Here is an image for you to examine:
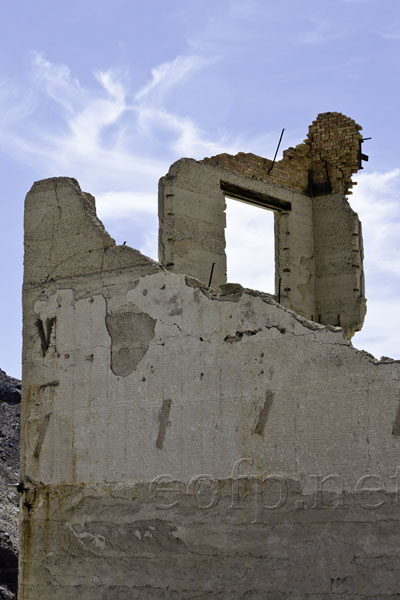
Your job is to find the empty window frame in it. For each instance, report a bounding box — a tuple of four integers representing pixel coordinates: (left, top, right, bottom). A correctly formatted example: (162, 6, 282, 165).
(221, 181, 291, 294)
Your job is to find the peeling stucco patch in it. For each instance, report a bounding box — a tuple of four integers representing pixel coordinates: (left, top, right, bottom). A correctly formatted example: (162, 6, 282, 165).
(105, 309, 156, 377)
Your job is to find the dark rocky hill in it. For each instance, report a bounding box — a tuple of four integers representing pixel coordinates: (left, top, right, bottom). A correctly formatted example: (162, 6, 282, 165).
(0, 370, 20, 598)
(0, 372, 20, 406)
(0, 371, 20, 473)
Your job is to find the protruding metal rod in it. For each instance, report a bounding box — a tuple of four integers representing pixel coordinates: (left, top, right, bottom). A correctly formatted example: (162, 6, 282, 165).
(208, 262, 216, 288)
(358, 137, 371, 169)
(268, 128, 285, 173)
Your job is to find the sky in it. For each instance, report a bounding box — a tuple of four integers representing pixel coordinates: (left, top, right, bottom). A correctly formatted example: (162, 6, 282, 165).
(0, 0, 399, 377)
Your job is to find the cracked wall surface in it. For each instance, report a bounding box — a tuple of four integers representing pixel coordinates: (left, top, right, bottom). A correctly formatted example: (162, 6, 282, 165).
(20, 120, 400, 599)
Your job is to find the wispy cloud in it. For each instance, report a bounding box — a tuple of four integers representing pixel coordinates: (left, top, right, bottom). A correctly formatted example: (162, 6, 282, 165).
(350, 169, 400, 359)
(0, 55, 162, 194)
(378, 25, 400, 40)
(0, 51, 286, 204)
(351, 169, 400, 276)
(96, 191, 156, 219)
(135, 54, 213, 101)
(0, 52, 239, 195)
(0, 51, 273, 258)
(0, 79, 37, 129)
(31, 51, 82, 112)
(96, 191, 159, 260)
(298, 17, 343, 45)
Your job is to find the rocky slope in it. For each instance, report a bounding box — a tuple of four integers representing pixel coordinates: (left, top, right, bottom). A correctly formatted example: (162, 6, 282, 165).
(0, 370, 20, 598)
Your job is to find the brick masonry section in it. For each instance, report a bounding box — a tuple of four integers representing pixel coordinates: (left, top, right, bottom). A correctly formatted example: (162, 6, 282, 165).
(201, 112, 363, 197)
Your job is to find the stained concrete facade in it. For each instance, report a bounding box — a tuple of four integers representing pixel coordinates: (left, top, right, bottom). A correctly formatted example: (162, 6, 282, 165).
(19, 114, 400, 599)
(160, 113, 366, 338)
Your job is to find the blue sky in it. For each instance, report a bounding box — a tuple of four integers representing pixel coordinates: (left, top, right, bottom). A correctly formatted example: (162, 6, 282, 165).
(1, 0, 399, 377)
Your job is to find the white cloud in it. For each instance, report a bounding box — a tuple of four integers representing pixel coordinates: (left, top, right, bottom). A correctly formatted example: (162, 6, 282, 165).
(0, 51, 280, 218)
(96, 191, 157, 219)
(0, 52, 244, 194)
(0, 80, 37, 129)
(350, 169, 400, 359)
(135, 105, 239, 158)
(139, 229, 159, 262)
(31, 51, 82, 113)
(353, 296, 400, 360)
(135, 54, 213, 102)
(96, 191, 159, 260)
(350, 169, 400, 276)
(0, 52, 267, 259)
(0, 57, 171, 193)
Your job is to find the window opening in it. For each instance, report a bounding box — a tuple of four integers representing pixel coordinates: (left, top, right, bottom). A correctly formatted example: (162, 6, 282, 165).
(225, 196, 275, 293)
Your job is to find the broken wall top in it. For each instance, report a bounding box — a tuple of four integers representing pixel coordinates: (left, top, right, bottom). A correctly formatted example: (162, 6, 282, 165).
(24, 177, 160, 288)
(201, 112, 363, 196)
(159, 112, 366, 339)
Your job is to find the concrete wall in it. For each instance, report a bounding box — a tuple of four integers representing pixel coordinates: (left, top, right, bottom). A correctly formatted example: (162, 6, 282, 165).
(159, 112, 366, 337)
(158, 159, 227, 288)
(313, 194, 366, 336)
(20, 176, 400, 599)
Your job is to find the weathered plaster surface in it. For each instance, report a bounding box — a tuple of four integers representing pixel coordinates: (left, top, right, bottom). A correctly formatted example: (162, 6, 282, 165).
(20, 118, 400, 599)
(159, 113, 366, 338)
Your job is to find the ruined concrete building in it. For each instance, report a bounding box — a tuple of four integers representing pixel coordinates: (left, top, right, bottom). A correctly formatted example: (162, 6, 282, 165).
(20, 113, 400, 599)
